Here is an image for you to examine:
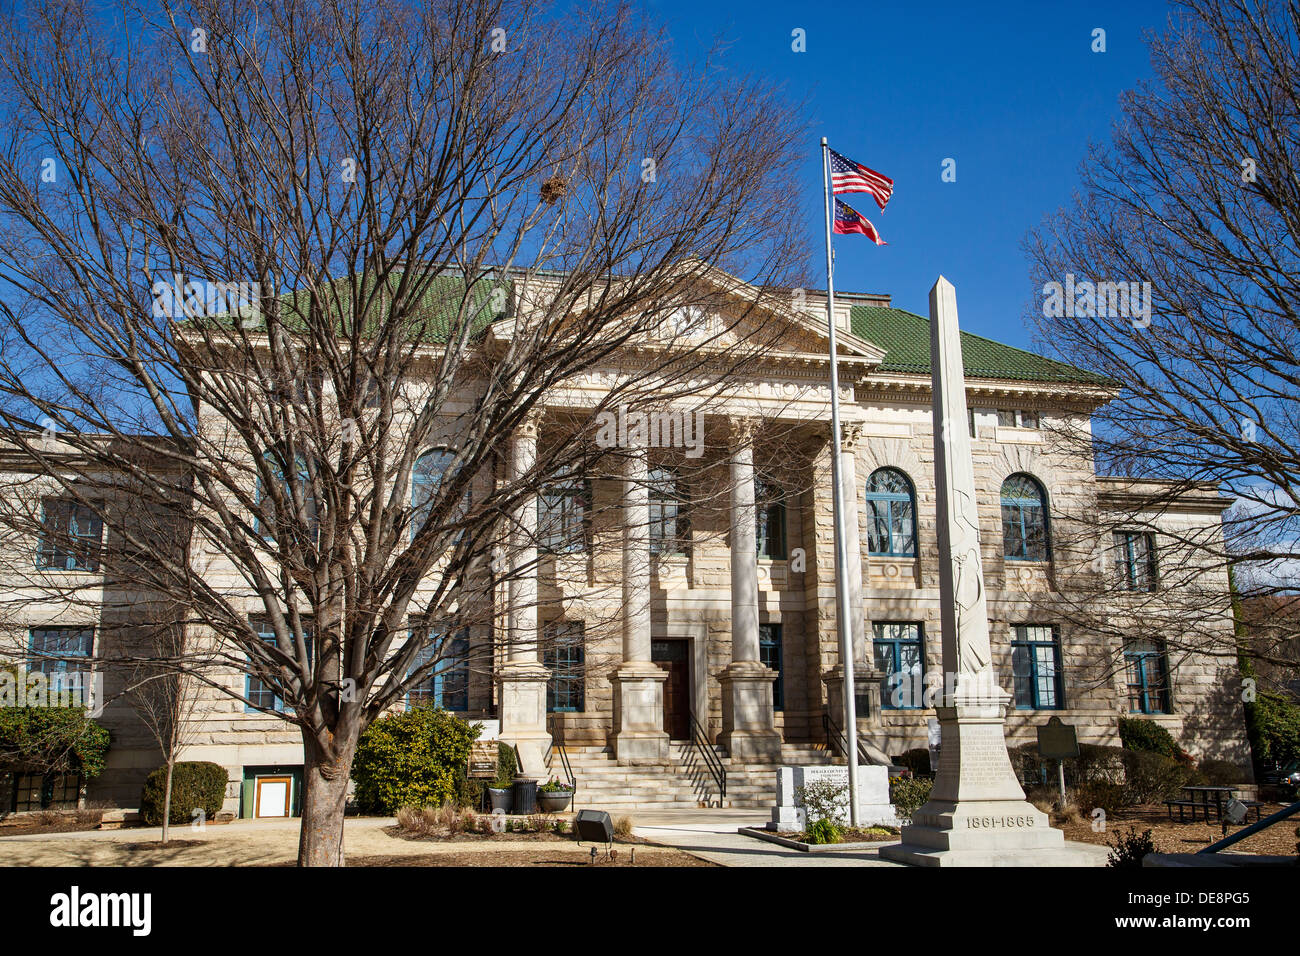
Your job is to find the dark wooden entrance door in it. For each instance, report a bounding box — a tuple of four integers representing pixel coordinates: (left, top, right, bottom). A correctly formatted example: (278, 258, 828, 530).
(652, 639, 690, 740)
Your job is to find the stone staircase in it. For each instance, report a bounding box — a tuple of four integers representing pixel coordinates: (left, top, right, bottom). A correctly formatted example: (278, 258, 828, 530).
(548, 741, 842, 811)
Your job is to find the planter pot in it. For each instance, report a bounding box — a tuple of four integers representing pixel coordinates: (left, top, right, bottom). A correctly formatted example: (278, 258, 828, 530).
(488, 787, 513, 814)
(536, 789, 574, 813)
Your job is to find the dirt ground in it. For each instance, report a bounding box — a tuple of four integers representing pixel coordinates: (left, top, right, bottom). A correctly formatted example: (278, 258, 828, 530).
(1055, 802, 1298, 856)
(0, 817, 714, 867)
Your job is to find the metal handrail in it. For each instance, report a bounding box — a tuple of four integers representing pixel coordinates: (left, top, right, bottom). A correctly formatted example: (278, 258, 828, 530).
(822, 711, 885, 767)
(555, 743, 578, 797)
(688, 712, 727, 801)
(1196, 798, 1300, 854)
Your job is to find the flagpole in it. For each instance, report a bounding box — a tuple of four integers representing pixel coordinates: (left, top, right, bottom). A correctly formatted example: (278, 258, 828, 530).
(821, 136, 860, 826)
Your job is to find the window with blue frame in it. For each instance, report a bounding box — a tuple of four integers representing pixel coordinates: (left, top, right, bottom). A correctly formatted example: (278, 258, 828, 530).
(255, 451, 319, 543)
(648, 467, 689, 555)
(411, 448, 457, 539)
(1001, 473, 1050, 561)
(245, 617, 314, 713)
(1011, 625, 1064, 710)
(1124, 638, 1171, 714)
(1114, 530, 1158, 592)
(865, 468, 916, 557)
(28, 627, 93, 697)
(406, 624, 469, 711)
(36, 499, 103, 571)
(873, 621, 925, 709)
(759, 623, 784, 710)
(538, 476, 589, 553)
(544, 621, 585, 712)
(755, 478, 787, 559)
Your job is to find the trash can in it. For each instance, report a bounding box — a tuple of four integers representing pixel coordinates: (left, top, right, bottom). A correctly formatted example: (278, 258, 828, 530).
(513, 776, 537, 815)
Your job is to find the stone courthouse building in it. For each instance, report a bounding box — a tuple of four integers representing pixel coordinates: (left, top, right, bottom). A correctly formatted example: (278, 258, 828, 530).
(0, 269, 1250, 816)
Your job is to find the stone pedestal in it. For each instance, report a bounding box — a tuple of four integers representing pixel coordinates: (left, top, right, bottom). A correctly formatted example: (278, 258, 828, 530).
(880, 687, 1075, 866)
(719, 661, 782, 763)
(823, 665, 893, 766)
(611, 662, 670, 764)
(768, 764, 898, 831)
(497, 661, 552, 780)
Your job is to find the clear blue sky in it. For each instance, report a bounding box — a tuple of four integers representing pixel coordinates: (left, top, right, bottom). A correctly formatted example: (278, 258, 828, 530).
(648, 0, 1174, 352)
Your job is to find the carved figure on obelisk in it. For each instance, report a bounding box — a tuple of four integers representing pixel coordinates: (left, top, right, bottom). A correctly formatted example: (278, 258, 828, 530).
(929, 277, 994, 682)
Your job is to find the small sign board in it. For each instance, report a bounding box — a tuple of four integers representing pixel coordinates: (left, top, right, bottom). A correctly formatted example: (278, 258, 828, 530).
(467, 740, 499, 779)
(1037, 716, 1079, 760)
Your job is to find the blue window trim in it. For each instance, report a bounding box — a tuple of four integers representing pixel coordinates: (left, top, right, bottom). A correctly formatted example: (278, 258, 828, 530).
(1115, 530, 1157, 591)
(649, 467, 689, 556)
(28, 627, 93, 695)
(873, 622, 925, 710)
(544, 622, 585, 712)
(411, 448, 457, 541)
(36, 499, 103, 572)
(759, 623, 783, 710)
(1010, 626, 1064, 710)
(1001, 474, 1050, 562)
(755, 478, 787, 560)
(865, 468, 917, 558)
(255, 451, 317, 543)
(405, 625, 469, 711)
(245, 618, 314, 714)
(538, 478, 590, 554)
(1124, 640, 1171, 714)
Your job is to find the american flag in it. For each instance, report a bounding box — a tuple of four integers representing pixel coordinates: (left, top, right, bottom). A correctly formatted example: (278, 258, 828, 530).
(833, 199, 886, 245)
(829, 147, 894, 211)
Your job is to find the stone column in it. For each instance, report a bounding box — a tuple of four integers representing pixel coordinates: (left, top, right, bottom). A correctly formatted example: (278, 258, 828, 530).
(824, 421, 886, 732)
(881, 276, 1071, 866)
(497, 412, 552, 779)
(611, 445, 670, 764)
(719, 418, 782, 763)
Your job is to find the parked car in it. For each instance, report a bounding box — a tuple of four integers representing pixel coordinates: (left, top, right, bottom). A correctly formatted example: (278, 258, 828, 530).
(1260, 759, 1300, 789)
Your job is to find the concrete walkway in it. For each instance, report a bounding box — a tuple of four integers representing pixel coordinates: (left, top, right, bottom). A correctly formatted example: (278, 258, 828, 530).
(630, 809, 907, 867)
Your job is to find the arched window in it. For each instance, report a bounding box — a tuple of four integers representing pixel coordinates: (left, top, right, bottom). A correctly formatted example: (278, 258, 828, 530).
(412, 448, 457, 535)
(256, 450, 318, 542)
(865, 467, 916, 557)
(1001, 473, 1050, 561)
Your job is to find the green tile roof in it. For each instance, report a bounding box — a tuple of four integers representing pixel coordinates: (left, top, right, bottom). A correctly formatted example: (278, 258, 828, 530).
(849, 304, 1109, 385)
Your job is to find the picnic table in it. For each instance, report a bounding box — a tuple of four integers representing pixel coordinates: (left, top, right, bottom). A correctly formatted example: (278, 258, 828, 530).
(1164, 785, 1236, 822)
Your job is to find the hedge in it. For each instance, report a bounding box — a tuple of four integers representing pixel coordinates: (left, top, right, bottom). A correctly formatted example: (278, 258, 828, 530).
(0, 706, 111, 777)
(140, 761, 228, 825)
(351, 707, 480, 814)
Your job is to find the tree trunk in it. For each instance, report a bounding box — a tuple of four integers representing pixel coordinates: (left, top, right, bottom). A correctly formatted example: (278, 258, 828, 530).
(161, 757, 174, 845)
(297, 731, 357, 866)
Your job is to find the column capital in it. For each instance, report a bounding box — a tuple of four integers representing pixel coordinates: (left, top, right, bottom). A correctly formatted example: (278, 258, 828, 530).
(728, 416, 756, 449)
(839, 421, 865, 452)
(516, 409, 543, 440)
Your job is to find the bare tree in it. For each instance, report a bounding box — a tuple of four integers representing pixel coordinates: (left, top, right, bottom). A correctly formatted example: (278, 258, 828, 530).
(1023, 0, 1300, 678)
(125, 616, 209, 843)
(0, 0, 807, 863)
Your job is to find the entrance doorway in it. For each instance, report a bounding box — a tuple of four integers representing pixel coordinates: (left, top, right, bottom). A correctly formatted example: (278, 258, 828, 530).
(254, 776, 292, 818)
(652, 639, 690, 740)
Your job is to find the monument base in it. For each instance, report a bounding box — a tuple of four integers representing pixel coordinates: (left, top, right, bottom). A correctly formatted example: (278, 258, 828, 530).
(881, 684, 1086, 867)
(767, 764, 898, 831)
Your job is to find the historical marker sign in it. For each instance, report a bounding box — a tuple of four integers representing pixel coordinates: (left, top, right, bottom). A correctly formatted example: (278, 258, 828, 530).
(1037, 716, 1079, 760)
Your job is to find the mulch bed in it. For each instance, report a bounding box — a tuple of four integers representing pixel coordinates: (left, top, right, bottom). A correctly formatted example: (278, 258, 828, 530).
(1055, 802, 1298, 857)
(0, 817, 104, 837)
(385, 824, 647, 844)
(344, 848, 717, 867)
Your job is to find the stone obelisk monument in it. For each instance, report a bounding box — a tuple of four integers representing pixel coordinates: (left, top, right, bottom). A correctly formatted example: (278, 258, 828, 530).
(881, 277, 1070, 866)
